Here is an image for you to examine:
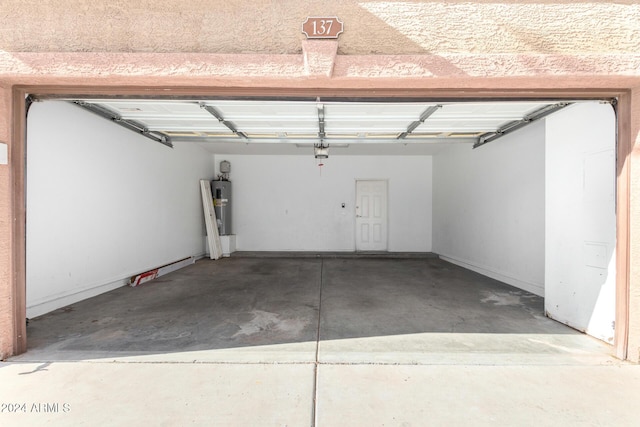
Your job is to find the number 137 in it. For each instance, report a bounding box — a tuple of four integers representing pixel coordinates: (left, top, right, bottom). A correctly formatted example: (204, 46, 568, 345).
(312, 19, 334, 36)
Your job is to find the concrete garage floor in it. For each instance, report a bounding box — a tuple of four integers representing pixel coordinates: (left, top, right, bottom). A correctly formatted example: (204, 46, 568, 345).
(2, 255, 639, 426)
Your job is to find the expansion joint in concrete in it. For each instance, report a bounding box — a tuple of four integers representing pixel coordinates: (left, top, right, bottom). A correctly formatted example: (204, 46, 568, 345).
(312, 258, 324, 427)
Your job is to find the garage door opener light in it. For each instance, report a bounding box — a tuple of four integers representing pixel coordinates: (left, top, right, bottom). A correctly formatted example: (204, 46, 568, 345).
(314, 142, 329, 160)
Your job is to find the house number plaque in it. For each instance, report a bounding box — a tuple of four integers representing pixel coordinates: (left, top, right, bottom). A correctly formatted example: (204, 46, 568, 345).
(302, 17, 344, 39)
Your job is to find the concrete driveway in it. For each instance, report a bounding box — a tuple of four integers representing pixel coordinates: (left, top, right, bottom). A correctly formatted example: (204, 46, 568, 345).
(2, 256, 639, 425)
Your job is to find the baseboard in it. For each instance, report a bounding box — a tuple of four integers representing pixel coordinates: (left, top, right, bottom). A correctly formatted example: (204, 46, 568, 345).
(438, 254, 544, 297)
(27, 253, 205, 319)
(26, 278, 128, 319)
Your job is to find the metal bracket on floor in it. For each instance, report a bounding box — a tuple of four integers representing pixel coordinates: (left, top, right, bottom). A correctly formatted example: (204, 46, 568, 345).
(71, 101, 173, 148)
(474, 102, 572, 149)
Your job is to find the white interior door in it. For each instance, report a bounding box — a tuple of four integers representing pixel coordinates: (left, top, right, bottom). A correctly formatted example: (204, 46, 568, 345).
(545, 103, 616, 343)
(355, 180, 388, 251)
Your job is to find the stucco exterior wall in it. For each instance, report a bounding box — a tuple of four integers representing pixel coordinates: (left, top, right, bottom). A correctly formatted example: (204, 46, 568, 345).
(2, 1, 639, 55)
(0, 87, 11, 359)
(0, 0, 639, 360)
(629, 90, 640, 362)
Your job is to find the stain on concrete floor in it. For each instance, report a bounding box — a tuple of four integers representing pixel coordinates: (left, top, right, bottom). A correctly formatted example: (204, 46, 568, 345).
(20, 257, 612, 362)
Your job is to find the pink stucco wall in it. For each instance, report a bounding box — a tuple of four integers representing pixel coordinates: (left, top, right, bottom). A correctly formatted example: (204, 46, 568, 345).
(629, 91, 640, 361)
(0, 0, 640, 360)
(0, 87, 12, 358)
(2, 1, 639, 55)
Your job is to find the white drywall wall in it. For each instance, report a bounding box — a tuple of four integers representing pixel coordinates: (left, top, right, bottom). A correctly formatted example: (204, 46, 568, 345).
(26, 101, 215, 317)
(215, 155, 432, 252)
(432, 122, 545, 296)
(545, 102, 616, 342)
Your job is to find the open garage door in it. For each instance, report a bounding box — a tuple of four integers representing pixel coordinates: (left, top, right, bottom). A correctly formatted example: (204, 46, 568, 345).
(66, 98, 568, 148)
(25, 97, 617, 347)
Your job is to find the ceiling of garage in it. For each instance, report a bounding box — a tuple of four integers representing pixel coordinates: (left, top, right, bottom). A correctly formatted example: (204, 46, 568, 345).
(67, 98, 572, 155)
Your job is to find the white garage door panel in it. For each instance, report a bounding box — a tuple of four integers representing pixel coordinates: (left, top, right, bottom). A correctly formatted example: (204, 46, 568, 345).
(73, 98, 570, 146)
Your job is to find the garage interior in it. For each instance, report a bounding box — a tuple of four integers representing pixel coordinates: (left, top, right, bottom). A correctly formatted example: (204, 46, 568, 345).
(17, 97, 617, 363)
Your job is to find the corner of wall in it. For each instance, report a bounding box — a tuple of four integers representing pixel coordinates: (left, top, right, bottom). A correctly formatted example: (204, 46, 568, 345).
(432, 124, 545, 295)
(25, 102, 214, 317)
